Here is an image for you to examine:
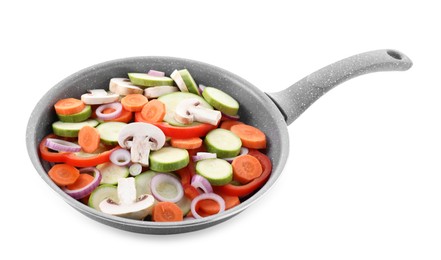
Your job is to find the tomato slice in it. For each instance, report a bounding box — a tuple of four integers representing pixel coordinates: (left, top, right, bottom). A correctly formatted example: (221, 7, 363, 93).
(39, 134, 118, 167)
(213, 149, 272, 197)
(134, 112, 217, 138)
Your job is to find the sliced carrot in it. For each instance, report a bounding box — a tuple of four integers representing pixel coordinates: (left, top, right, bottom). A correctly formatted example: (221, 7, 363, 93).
(54, 98, 85, 115)
(183, 184, 200, 200)
(196, 193, 240, 216)
(140, 99, 166, 123)
(48, 164, 80, 186)
(230, 124, 267, 149)
(232, 154, 263, 184)
(121, 94, 148, 112)
(170, 137, 203, 149)
(78, 126, 100, 153)
(214, 149, 272, 197)
(220, 120, 244, 130)
(152, 202, 183, 222)
(66, 173, 94, 190)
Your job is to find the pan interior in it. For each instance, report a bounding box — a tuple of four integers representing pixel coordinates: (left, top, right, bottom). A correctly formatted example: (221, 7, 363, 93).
(26, 56, 289, 233)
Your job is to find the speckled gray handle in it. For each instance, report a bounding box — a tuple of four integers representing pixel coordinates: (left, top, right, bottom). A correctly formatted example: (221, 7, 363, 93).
(267, 49, 413, 125)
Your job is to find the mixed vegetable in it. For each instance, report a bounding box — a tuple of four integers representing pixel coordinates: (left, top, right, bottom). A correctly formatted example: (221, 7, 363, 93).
(39, 69, 272, 222)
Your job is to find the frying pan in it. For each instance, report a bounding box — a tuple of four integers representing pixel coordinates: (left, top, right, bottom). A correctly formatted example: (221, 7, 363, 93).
(26, 49, 412, 234)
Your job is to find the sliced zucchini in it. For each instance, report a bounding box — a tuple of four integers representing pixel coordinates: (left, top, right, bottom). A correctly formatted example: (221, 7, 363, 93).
(128, 73, 174, 87)
(149, 147, 189, 172)
(202, 87, 239, 116)
(96, 122, 127, 145)
(52, 119, 99, 137)
(88, 184, 119, 211)
(57, 105, 92, 123)
(204, 128, 242, 158)
(196, 158, 233, 186)
(97, 162, 129, 185)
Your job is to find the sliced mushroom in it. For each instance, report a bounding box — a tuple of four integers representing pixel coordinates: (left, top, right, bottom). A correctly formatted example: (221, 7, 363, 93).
(174, 98, 221, 126)
(117, 122, 166, 166)
(109, 78, 144, 95)
(144, 86, 179, 99)
(81, 89, 119, 105)
(170, 69, 188, 92)
(99, 177, 155, 220)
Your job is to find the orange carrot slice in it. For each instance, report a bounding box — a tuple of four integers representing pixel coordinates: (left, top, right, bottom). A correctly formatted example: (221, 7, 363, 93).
(66, 173, 94, 190)
(220, 120, 244, 130)
(78, 126, 100, 153)
(232, 154, 263, 184)
(121, 94, 148, 112)
(170, 137, 203, 149)
(140, 99, 166, 123)
(230, 124, 266, 149)
(54, 98, 85, 115)
(48, 164, 80, 186)
(152, 202, 183, 222)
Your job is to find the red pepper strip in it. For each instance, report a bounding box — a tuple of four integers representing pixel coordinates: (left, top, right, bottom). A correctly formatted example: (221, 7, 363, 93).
(39, 134, 118, 167)
(134, 112, 217, 139)
(213, 149, 272, 197)
(175, 167, 192, 186)
(183, 184, 200, 200)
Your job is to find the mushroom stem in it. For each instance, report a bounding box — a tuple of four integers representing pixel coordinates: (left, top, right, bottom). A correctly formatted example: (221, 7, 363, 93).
(99, 177, 156, 220)
(118, 177, 137, 204)
(174, 98, 222, 126)
(130, 135, 151, 166)
(188, 106, 221, 126)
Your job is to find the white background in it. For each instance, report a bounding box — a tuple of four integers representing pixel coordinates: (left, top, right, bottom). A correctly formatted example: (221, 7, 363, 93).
(1, 0, 440, 259)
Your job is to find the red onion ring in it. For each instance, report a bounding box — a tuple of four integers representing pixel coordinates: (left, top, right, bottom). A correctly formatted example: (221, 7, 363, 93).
(191, 193, 226, 219)
(221, 112, 240, 121)
(192, 152, 216, 162)
(110, 148, 131, 166)
(95, 102, 122, 120)
(198, 84, 206, 94)
(129, 163, 142, 176)
(147, 70, 165, 77)
(191, 175, 213, 193)
(45, 138, 81, 152)
(150, 173, 184, 203)
(63, 167, 102, 199)
(223, 147, 249, 163)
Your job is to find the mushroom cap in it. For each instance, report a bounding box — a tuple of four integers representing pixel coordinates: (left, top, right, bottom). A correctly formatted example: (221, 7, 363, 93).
(99, 177, 156, 220)
(99, 194, 155, 220)
(117, 122, 166, 150)
(174, 98, 201, 124)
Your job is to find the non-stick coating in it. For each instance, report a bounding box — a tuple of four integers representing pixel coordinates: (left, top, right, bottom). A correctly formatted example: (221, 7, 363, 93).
(26, 57, 289, 234)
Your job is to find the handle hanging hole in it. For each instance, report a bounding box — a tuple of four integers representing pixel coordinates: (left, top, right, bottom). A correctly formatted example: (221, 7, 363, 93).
(387, 50, 403, 60)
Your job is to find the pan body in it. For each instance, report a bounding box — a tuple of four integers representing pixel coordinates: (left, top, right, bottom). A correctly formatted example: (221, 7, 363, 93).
(26, 56, 289, 234)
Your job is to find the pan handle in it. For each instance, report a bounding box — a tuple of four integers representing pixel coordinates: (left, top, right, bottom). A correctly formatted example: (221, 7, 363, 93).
(266, 49, 413, 125)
